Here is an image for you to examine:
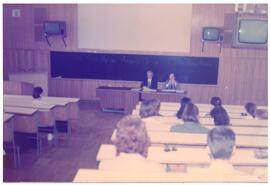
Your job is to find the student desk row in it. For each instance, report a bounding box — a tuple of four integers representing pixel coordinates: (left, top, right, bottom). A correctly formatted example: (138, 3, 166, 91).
(143, 121, 268, 136)
(4, 94, 80, 131)
(111, 130, 268, 149)
(97, 144, 267, 167)
(132, 114, 268, 127)
(133, 109, 248, 119)
(73, 169, 265, 182)
(137, 101, 268, 110)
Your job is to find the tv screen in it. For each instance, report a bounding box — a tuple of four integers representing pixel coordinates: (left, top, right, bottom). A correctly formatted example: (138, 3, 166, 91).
(238, 20, 267, 44)
(202, 27, 220, 41)
(44, 22, 61, 34)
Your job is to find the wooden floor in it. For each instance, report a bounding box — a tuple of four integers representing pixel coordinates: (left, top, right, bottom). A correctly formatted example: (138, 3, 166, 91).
(3, 101, 124, 182)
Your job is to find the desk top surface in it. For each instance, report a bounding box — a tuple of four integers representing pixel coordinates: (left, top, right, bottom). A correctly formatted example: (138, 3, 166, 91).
(3, 113, 14, 122)
(4, 106, 38, 115)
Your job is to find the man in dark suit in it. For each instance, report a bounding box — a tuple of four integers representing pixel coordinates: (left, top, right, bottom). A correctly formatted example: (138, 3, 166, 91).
(140, 70, 158, 90)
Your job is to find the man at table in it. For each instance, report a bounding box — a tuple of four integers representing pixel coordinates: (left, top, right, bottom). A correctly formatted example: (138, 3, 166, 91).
(140, 70, 158, 90)
(163, 73, 180, 90)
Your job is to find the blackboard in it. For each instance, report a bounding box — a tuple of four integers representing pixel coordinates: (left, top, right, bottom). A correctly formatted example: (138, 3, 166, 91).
(51, 51, 219, 85)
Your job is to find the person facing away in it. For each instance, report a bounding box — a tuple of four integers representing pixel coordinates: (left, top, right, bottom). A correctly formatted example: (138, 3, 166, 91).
(32, 86, 43, 99)
(170, 103, 210, 134)
(211, 107, 230, 126)
(99, 116, 165, 172)
(210, 96, 230, 124)
(140, 70, 158, 90)
(188, 127, 249, 176)
(245, 102, 268, 120)
(139, 99, 161, 118)
(176, 97, 192, 119)
(163, 73, 180, 90)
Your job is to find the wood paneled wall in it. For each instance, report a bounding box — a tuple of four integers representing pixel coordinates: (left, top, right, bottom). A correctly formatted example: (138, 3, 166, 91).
(3, 4, 268, 105)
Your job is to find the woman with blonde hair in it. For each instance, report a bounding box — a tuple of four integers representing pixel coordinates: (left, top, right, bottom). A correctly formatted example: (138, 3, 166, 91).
(99, 116, 165, 172)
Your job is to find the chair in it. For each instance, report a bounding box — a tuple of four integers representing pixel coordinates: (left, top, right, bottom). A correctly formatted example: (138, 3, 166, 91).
(13, 113, 42, 156)
(3, 117, 20, 168)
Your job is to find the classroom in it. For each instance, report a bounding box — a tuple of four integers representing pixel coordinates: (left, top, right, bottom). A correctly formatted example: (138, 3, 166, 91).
(2, 2, 268, 183)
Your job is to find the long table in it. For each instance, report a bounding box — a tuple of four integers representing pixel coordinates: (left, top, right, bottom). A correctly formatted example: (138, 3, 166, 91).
(97, 144, 267, 166)
(111, 130, 268, 148)
(96, 86, 187, 114)
(73, 169, 265, 182)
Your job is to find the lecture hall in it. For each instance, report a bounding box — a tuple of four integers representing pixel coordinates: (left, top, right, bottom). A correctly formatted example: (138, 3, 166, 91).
(2, 2, 268, 183)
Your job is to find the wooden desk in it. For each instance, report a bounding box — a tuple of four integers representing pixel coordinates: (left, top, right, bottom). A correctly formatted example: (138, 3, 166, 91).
(142, 116, 267, 127)
(141, 90, 186, 102)
(4, 106, 38, 115)
(133, 109, 249, 119)
(4, 94, 79, 104)
(143, 121, 267, 136)
(4, 100, 56, 110)
(73, 169, 264, 182)
(4, 113, 14, 122)
(96, 86, 140, 114)
(97, 144, 267, 166)
(111, 130, 267, 148)
(138, 102, 268, 110)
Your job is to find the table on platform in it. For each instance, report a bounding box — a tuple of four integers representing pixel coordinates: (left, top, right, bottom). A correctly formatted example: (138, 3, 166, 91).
(96, 86, 187, 114)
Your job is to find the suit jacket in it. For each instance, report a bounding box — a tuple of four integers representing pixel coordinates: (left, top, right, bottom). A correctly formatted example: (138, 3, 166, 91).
(140, 78, 158, 89)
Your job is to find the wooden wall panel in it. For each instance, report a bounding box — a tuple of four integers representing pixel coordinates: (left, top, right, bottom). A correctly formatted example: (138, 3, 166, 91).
(3, 4, 268, 105)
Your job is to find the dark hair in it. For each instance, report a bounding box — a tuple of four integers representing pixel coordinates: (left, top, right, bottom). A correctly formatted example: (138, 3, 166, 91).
(207, 127, 235, 159)
(210, 97, 222, 107)
(210, 107, 230, 126)
(139, 99, 160, 118)
(176, 97, 192, 119)
(245, 102, 257, 118)
(181, 103, 199, 123)
(32, 87, 43, 99)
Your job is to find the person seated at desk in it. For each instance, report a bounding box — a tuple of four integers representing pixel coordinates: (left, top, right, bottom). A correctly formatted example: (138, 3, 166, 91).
(99, 116, 165, 172)
(170, 103, 210, 134)
(245, 102, 268, 120)
(187, 127, 253, 176)
(212, 107, 230, 126)
(140, 70, 158, 90)
(163, 73, 180, 90)
(32, 86, 43, 99)
(209, 96, 230, 120)
(176, 97, 192, 119)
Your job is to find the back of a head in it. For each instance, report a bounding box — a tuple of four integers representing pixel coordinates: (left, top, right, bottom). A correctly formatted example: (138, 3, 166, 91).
(207, 127, 235, 160)
(32, 87, 43, 99)
(245, 102, 257, 118)
(181, 103, 199, 123)
(212, 107, 230, 126)
(139, 99, 160, 118)
(115, 116, 150, 157)
(210, 97, 222, 107)
(177, 97, 192, 119)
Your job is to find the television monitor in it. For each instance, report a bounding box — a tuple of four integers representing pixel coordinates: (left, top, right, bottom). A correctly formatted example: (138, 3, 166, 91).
(233, 16, 267, 48)
(44, 21, 66, 36)
(202, 27, 221, 41)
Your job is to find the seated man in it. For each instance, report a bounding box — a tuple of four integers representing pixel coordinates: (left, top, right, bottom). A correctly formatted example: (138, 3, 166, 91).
(188, 127, 249, 175)
(140, 70, 158, 90)
(163, 73, 180, 90)
(99, 116, 165, 172)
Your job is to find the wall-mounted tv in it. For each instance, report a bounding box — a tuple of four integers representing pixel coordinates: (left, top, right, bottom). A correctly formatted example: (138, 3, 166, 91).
(202, 27, 222, 41)
(232, 15, 267, 48)
(44, 21, 66, 36)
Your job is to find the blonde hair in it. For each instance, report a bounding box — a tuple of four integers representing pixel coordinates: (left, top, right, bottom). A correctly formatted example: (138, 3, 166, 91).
(114, 116, 150, 158)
